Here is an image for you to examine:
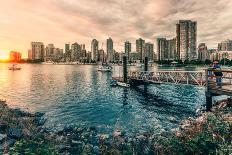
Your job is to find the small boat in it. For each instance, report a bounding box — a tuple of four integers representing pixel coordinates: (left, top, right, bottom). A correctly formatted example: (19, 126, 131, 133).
(110, 80, 118, 86)
(9, 64, 21, 70)
(116, 81, 130, 87)
(98, 65, 112, 72)
(41, 60, 54, 65)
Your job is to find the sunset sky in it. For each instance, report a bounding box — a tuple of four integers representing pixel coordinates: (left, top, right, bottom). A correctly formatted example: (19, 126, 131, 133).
(0, 0, 232, 58)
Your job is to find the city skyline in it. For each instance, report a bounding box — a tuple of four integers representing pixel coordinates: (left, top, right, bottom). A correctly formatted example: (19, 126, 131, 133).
(1, 0, 232, 58)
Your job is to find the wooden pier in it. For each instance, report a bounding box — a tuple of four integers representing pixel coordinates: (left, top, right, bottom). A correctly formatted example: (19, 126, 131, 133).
(112, 56, 232, 111)
(205, 69, 232, 110)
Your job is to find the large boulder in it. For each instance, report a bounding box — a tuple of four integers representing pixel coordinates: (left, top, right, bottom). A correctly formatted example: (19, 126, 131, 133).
(8, 128, 23, 139)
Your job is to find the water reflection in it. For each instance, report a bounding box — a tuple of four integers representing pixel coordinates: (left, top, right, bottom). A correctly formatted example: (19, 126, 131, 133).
(0, 63, 206, 135)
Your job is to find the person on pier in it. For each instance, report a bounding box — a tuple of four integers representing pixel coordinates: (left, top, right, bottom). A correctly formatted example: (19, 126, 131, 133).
(212, 61, 223, 88)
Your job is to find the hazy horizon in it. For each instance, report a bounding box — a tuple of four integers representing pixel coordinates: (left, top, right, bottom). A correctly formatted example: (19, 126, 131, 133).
(1, 0, 232, 58)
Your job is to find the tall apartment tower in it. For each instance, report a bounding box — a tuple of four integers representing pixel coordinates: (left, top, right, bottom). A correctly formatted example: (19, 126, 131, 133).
(125, 41, 131, 61)
(144, 43, 154, 61)
(157, 38, 168, 61)
(218, 40, 232, 51)
(136, 38, 145, 61)
(176, 20, 197, 61)
(29, 42, 44, 61)
(168, 38, 177, 60)
(107, 38, 113, 62)
(91, 39, 99, 61)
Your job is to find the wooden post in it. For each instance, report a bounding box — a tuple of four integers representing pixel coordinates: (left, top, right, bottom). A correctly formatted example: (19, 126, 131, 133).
(205, 69, 212, 111)
(206, 93, 212, 111)
(123, 56, 127, 83)
(144, 57, 148, 72)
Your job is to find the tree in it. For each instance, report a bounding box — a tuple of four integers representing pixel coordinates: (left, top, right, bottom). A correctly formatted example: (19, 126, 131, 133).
(205, 59, 212, 65)
(219, 58, 230, 65)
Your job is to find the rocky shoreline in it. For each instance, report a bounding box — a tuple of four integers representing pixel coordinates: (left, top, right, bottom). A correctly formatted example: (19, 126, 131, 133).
(0, 99, 231, 155)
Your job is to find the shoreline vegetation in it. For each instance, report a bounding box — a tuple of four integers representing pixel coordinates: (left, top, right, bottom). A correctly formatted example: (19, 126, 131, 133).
(0, 99, 231, 155)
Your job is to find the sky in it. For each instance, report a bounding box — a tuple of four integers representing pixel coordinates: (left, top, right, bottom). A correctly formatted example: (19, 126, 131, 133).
(0, 0, 232, 58)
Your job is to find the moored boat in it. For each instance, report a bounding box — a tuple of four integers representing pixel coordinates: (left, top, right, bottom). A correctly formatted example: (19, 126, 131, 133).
(116, 81, 130, 87)
(98, 64, 112, 72)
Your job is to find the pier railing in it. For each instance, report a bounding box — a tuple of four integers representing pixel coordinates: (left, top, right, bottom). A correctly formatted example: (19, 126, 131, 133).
(128, 70, 206, 86)
(205, 69, 232, 96)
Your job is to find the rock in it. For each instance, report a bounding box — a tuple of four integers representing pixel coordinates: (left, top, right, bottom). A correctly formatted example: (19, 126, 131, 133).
(93, 146, 100, 154)
(13, 108, 32, 117)
(5, 138, 16, 147)
(34, 112, 45, 118)
(0, 121, 8, 133)
(113, 130, 122, 137)
(82, 144, 93, 154)
(100, 134, 109, 141)
(169, 116, 178, 123)
(136, 135, 146, 141)
(89, 126, 97, 131)
(0, 134, 6, 142)
(8, 128, 23, 139)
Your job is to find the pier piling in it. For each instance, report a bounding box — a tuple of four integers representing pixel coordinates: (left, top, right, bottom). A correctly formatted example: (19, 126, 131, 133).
(144, 57, 148, 72)
(123, 56, 127, 83)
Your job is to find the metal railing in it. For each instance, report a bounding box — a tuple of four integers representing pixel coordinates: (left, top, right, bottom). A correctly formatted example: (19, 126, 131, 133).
(128, 70, 206, 86)
(205, 69, 232, 96)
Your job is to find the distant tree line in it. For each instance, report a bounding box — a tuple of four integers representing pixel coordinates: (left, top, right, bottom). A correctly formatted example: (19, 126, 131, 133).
(157, 59, 232, 66)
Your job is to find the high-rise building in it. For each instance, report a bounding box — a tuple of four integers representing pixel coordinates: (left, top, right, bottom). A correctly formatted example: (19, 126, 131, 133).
(125, 41, 131, 61)
(9, 51, 22, 62)
(176, 20, 197, 61)
(198, 43, 209, 61)
(71, 42, 81, 61)
(136, 38, 145, 61)
(218, 40, 232, 51)
(144, 43, 154, 61)
(157, 38, 168, 61)
(45, 44, 55, 57)
(168, 38, 177, 60)
(98, 49, 105, 62)
(65, 43, 71, 60)
(29, 42, 44, 61)
(91, 39, 99, 61)
(107, 38, 113, 62)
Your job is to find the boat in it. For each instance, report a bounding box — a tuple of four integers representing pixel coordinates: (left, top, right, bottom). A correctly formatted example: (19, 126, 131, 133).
(110, 80, 118, 86)
(9, 64, 21, 70)
(98, 64, 112, 72)
(116, 81, 130, 87)
(41, 60, 54, 65)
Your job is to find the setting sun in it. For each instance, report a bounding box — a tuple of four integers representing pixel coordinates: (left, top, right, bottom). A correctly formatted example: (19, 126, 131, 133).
(0, 51, 9, 60)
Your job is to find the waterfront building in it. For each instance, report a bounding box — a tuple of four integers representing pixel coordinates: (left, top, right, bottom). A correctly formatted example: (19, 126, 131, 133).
(168, 38, 177, 60)
(107, 38, 114, 62)
(144, 43, 154, 61)
(216, 51, 232, 61)
(9, 51, 22, 62)
(71, 42, 81, 61)
(218, 40, 232, 51)
(125, 41, 131, 61)
(130, 52, 140, 62)
(91, 39, 99, 62)
(86, 51, 92, 63)
(157, 38, 168, 61)
(114, 51, 120, 62)
(28, 42, 44, 61)
(176, 20, 197, 61)
(198, 43, 209, 61)
(98, 49, 105, 62)
(44, 44, 55, 61)
(65, 43, 71, 61)
(136, 38, 145, 61)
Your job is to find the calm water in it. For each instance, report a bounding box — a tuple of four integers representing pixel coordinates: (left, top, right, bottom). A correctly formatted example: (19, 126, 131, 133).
(0, 63, 206, 135)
